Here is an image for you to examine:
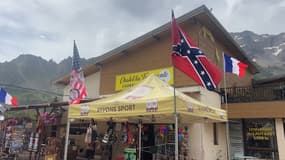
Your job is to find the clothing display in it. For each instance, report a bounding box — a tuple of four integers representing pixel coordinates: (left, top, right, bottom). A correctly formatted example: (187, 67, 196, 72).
(84, 123, 98, 159)
(85, 127, 92, 144)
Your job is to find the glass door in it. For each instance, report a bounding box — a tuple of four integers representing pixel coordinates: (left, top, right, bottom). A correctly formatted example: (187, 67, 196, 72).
(243, 119, 279, 159)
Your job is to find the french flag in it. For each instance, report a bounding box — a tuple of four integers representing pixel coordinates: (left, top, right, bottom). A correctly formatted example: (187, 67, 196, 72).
(224, 53, 248, 78)
(0, 88, 18, 106)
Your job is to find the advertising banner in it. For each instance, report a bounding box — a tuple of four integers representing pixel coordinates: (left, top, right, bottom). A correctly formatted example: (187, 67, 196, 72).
(115, 67, 173, 91)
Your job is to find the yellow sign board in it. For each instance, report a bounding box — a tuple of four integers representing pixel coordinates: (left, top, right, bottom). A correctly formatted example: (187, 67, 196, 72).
(115, 67, 173, 91)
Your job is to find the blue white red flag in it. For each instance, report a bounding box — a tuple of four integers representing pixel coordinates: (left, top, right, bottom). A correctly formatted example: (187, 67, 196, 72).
(0, 88, 18, 106)
(171, 11, 222, 91)
(69, 41, 88, 104)
(223, 53, 248, 78)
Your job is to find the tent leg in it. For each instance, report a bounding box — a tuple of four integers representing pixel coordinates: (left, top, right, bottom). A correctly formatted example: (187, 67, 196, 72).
(175, 113, 179, 160)
(64, 119, 71, 160)
(138, 120, 142, 160)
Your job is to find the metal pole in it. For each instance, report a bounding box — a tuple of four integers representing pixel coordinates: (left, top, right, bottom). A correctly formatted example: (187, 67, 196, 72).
(64, 119, 71, 160)
(173, 67, 179, 160)
(174, 114, 179, 160)
(223, 52, 231, 160)
(138, 120, 142, 160)
(200, 123, 204, 160)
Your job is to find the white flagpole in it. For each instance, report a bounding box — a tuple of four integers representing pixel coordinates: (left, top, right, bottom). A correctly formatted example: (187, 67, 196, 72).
(64, 118, 71, 160)
(173, 66, 179, 160)
(223, 52, 231, 160)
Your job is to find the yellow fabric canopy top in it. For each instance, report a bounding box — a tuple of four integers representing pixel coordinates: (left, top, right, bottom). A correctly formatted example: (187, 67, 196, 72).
(69, 75, 227, 123)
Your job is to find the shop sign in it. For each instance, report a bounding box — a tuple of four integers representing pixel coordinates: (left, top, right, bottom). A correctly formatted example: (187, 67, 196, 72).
(96, 104, 136, 113)
(146, 99, 158, 112)
(115, 67, 173, 91)
(80, 105, 90, 116)
(247, 127, 273, 141)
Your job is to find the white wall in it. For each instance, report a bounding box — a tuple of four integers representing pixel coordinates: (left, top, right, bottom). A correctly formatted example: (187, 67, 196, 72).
(199, 87, 221, 109)
(276, 118, 285, 159)
(189, 123, 227, 160)
(181, 86, 227, 160)
(189, 123, 203, 160)
(203, 123, 227, 160)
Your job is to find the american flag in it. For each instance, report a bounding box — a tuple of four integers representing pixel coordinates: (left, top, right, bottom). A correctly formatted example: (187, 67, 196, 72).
(69, 41, 88, 104)
(171, 11, 222, 91)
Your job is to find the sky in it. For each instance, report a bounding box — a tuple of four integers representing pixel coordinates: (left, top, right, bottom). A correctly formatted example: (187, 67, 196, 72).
(0, 0, 285, 63)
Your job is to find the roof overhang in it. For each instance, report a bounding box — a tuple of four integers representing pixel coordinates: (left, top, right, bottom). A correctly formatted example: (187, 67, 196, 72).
(253, 74, 285, 86)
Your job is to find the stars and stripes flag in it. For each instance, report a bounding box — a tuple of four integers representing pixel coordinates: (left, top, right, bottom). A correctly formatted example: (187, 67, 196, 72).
(69, 41, 88, 104)
(171, 11, 222, 91)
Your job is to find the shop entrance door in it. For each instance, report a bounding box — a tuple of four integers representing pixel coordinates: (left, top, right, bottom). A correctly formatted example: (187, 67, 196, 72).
(142, 124, 154, 160)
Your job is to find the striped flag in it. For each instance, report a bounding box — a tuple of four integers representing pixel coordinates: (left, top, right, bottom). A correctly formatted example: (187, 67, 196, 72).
(0, 88, 18, 106)
(69, 41, 88, 104)
(223, 53, 248, 78)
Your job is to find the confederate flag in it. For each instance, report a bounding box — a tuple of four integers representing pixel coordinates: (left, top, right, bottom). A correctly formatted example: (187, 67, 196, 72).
(69, 41, 88, 104)
(171, 11, 222, 91)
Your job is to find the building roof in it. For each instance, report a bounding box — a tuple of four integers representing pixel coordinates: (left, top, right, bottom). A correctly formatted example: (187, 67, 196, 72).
(54, 5, 258, 85)
(253, 74, 285, 86)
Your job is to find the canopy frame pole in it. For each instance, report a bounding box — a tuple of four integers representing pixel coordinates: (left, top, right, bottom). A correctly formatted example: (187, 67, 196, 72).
(138, 119, 142, 160)
(64, 118, 71, 160)
(173, 67, 179, 160)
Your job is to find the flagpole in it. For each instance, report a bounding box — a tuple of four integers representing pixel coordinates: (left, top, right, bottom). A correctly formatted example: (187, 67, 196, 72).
(172, 66, 179, 160)
(222, 52, 231, 160)
(63, 118, 70, 160)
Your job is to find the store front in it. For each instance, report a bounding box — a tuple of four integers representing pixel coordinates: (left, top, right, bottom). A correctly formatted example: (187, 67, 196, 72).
(65, 75, 227, 160)
(229, 119, 279, 159)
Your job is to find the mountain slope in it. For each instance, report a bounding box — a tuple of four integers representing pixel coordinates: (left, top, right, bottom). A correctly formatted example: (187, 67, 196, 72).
(0, 54, 91, 105)
(231, 31, 285, 78)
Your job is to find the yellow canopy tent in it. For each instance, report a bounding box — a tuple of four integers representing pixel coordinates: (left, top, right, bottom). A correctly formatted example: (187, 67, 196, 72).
(68, 74, 227, 123)
(64, 75, 227, 160)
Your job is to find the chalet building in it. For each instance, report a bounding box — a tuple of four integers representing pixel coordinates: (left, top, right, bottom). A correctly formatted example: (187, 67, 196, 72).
(54, 5, 285, 160)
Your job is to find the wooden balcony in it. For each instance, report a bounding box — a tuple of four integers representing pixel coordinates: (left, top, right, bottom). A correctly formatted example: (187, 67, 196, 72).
(221, 85, 285, 103)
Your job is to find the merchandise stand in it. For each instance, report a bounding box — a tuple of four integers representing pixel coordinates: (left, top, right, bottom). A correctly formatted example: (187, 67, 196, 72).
(64, 75, 227, 160)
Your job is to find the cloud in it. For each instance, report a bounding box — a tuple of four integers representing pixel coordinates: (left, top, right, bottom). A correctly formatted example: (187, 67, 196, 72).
(215, 0, 285, 34)
(0, 0, 284, 63)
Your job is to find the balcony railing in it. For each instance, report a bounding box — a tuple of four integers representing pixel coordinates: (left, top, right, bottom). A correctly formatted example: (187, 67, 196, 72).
(221, 85, 285, 103)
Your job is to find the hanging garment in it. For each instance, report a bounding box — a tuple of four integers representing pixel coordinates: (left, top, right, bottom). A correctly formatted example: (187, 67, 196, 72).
(85, 127, 92, 144)
(28, 133, 34, 151)
(32, 133, 39, 152)
(127, 122, 133, 145)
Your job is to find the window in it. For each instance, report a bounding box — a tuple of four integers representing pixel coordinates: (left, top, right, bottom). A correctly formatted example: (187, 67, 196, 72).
(243, 119, 278, 159)
(213, 123, 218, 145)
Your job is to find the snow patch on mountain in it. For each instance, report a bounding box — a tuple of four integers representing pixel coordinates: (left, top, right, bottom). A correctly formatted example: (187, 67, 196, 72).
(264, 46, 282, 56)
(273, 48, 282, 56)
(264, 42, 285, 56)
